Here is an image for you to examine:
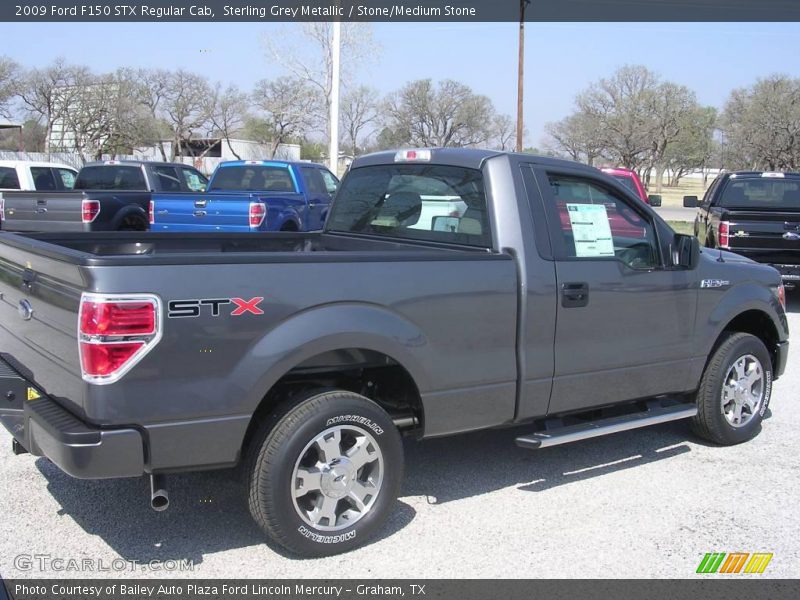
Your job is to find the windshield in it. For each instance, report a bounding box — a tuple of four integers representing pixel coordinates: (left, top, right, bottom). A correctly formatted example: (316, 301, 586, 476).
(325, 164, 491, 248)
(210, 166, 297, 192)
(719, 178, 800, 209)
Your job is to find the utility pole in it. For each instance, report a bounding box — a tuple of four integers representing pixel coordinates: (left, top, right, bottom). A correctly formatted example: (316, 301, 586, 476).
(329, 20, 341, 175)
(516, 0, 530, 152)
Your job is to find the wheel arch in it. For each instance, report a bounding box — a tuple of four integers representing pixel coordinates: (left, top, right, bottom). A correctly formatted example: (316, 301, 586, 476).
(111, 204, 149, 230)
(237, 303, 430, 459)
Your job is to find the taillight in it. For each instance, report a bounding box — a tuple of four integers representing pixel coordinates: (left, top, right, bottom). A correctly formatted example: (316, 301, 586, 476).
(778, 284, 786, 311)
(718, 221, 730, 249)
(249, 202, 266, 228)
(148, 200, 155, 225)
(0, 195, 4, 222)
(81, 199, 100, 224)
(78, 294, 161, 384)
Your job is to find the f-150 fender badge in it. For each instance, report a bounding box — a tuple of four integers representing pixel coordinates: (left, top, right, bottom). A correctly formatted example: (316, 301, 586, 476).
(167, 297, 265, 318)
(700, 279, 731, 289)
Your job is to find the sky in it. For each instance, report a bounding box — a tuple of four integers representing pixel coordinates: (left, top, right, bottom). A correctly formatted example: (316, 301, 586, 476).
(1, 21, 799, 146)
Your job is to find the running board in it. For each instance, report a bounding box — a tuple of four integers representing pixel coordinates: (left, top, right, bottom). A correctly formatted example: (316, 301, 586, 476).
(515, 403, 697, 449)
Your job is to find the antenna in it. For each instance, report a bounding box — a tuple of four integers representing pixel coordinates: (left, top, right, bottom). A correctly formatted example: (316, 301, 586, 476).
(717, 246, 725, 262)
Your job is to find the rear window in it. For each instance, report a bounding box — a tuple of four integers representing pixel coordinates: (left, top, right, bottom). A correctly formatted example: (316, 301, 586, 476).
(210, 166, 297, 192)
(75, 166, 147, 190)
(719, 178, 800, 209)
(0, 167, 20, 189)
(325, 164, 491, 247)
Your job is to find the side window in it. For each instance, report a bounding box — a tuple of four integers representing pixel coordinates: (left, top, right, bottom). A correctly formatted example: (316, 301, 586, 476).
(320, 169, 339, 194)
(180, 167, 208, 192)
(301, 167, 326, 194)
(152, 166, 181, 192)
(544, 173, 659, 270)
(55, 168, 77, 189)
(0, 167, 20, 189)
(30, 167, 58, 191)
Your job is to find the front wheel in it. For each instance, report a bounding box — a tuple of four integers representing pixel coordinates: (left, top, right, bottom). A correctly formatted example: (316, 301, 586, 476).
(691, 332, 772, 445)
(246, 390, 403, 557)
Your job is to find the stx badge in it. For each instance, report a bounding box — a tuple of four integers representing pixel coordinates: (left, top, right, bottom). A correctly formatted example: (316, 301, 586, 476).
(168, 297, 264, 318)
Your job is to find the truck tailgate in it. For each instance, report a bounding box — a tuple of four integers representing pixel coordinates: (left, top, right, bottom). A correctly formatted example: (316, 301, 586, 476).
(152, 192, 257, 232)
(0, 236, 86, 415)
(0, 191, 85, 232)
(725, 210, 800, 264)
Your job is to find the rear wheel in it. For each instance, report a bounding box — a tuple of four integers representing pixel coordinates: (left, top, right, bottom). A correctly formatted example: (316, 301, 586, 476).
(246, 389, 403, 557)
(691, 332, 772, 445)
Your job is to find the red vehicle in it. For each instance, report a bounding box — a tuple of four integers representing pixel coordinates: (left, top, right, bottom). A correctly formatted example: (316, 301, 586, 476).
(601, 167, 661, 206)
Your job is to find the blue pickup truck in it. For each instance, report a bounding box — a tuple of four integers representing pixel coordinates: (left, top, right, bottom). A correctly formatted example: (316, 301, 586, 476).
(150, 160, 339, 232)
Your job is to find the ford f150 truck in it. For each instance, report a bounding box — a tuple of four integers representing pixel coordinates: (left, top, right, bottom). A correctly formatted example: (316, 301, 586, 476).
(0, 160, 78, 192)
(0, 160, 208, 232)
(149, 160, 339, 232)
(685, 171, 800, 288)
(0, 149, 789, 557)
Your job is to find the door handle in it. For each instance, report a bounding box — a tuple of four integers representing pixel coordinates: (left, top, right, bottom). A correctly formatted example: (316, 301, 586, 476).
(194, 199, 208, 208)
(193, 210, 207, 217)
(561, 282, 589, 308)
(35, 208, 47, 213)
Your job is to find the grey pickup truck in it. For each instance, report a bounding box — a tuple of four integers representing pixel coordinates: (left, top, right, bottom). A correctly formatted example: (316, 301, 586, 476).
(0, 160, 208, 232)
(0, 149, 789, 557)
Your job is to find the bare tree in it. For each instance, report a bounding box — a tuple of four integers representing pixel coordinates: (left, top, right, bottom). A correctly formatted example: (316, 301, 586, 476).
(722, 74, 800, 171)
(160, 70, 215, 160)
(576, 65, 661, 170)
(647, 82, 698, 192)
(385, 79, 496, 147)
(209, 83, 249, 159)
(340, 85, 379, 155)
(263, 23, 378, 141)
(0, 57, 20, 119)
(131, 68, 172, 160)
(251, 76, 319, 158)
(492, 114, 517, 151)
(545, 113, 604, 165)
(17, 58, 87, 153)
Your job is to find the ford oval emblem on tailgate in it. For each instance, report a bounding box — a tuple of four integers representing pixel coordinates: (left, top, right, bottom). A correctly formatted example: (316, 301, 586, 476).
(18, 299, 33, 321)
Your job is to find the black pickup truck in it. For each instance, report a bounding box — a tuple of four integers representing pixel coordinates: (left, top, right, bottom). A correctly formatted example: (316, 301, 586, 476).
(0, 160, 208, 232)
(685, 171, 800, 287)
(0, 149, 789, 557)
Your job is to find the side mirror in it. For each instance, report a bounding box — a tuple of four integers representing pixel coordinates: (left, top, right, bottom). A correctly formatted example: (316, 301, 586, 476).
(648, 194, 662, 207)
(683, 195, 699, 208)
(673, 234, 700, 269)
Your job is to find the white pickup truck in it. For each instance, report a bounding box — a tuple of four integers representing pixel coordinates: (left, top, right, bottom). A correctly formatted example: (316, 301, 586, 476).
(0, 160, 78, 192)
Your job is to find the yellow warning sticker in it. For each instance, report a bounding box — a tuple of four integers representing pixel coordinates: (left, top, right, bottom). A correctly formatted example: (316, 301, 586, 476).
(27, 387, 41, 401)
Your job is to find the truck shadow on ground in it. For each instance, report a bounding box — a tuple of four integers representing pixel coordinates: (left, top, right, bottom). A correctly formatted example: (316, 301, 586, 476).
(402, 420, 694, 503)
(36, 419, 698, 564)
(35, 458, 416, 564)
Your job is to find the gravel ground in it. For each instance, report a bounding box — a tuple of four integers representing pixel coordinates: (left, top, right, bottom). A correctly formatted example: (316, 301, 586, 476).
(1, 296, 798, 579)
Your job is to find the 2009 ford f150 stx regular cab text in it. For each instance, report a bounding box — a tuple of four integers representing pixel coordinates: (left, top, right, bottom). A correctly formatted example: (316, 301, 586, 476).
(0, 149, 789, 557)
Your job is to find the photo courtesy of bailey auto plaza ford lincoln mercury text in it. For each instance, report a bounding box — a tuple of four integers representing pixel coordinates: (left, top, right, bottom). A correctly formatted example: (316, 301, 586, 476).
(0, 1, 798, 598)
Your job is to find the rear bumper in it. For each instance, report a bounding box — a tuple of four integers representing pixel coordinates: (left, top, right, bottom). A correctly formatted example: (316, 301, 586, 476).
(0, 359, 144, 479)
